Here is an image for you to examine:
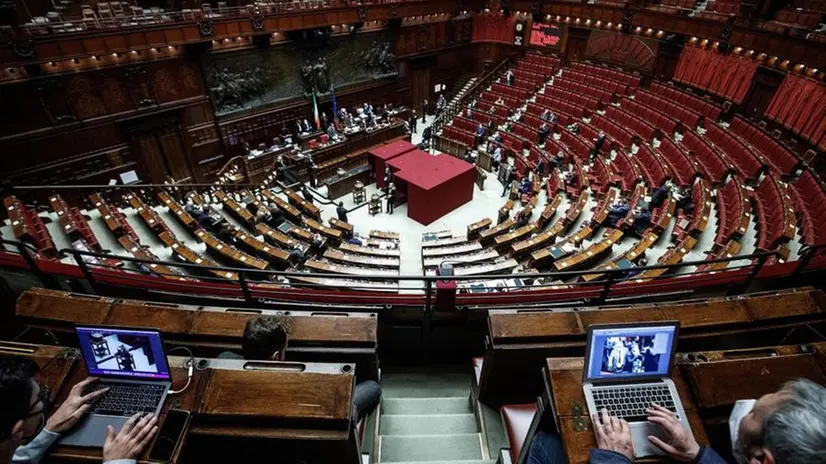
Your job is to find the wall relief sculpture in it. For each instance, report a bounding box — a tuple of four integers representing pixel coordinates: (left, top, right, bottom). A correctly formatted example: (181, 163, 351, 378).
(209, 66, 265, 113)
(300, 57, 331, 96)
(361, 41, 397, 78)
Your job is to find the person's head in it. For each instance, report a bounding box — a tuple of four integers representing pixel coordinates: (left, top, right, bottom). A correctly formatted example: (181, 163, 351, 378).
(734, 379, 826, 464)
(339, 201, 344, 207)
(0, 357, 48, 454)
(242, 316, 291, 361)
(639, 258, 648, 266)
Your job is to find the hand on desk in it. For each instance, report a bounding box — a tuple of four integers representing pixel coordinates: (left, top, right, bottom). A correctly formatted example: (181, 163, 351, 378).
(103, 413, 159, 461)
(646, 404, 700, 462)
(45, 377, 109, 433)
(593, 408, 635, 461)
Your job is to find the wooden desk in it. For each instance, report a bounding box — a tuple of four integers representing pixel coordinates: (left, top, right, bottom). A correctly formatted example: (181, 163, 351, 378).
(305, 259, 399, 277)
(435, 258, 519, 276)
(653, 196, 676, 232)
(0, 340, 361, 464)
(324, 248, 400, 268)
(539, 193, 563, 229)
(423, 249, 500, 268)
(284, 188, 322, 219)
(287, 274, 399, 293)
(230, 228, 291, 268)
(125, 193, 175, 242)
(48, 194, 79, 238)
(280, 221, 315, 244)
(90, 193, 140, 243)
(117, 235, 190, 281)
(494, 223, 538, 249)
(329, 218, 354, 238)
(339, 243, 401, 257)
(421, 236, 471, 248)
(499, 200, 515, 223)
(480, 219, 516, 245)
(254, 223, 301, 249)
(590, 189, 617, 226)
(512, 220, 564, 257)
(468, 218, 493, 239)
(581, 232, 658, 282)
(636, 236, 698, 281)
(170, 242, 238, 281)
(195, 229, 269, 271)
(564, 194, 588, 225)
(530, 226, 594, 267)
(5, 196, 28, 241)
(369, 230, 400, 241)
(214, 191, 256, 229)
(260, 190, 303, 222)
(305, 218, 344, 243)
(544, 356, 708, 464)
(157, 191, 198, 230)
(15, 288, 379, 380)
(422, 242, 484, 257)
(554, 229, 623, 272)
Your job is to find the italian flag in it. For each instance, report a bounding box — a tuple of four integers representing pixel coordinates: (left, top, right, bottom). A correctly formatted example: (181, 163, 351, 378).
(312, 92, 321, 129)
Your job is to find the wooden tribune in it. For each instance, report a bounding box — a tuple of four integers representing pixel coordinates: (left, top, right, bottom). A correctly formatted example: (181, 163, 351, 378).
(477, 287, 826, 407)
(0, 341, 361, 464)
(15, 288, 379, 381)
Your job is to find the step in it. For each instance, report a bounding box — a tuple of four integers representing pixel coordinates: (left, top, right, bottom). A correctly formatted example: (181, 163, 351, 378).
(380, 433, 483, 462)
(382, 397, 471, 415)
(381, 371, 472, 398)
(382, 461, 495, 464)
(380, 413, 477, 435)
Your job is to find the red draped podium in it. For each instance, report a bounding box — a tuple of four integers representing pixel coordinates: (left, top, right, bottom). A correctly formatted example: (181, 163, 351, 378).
(388, 151, 476, 225)
(369, 140, 417, 189)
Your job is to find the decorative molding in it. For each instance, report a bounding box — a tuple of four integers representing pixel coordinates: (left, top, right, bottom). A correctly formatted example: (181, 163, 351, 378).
(251, 15, 265, 31)
(12, 40, 36, 59)
(198, 20, 215, 37)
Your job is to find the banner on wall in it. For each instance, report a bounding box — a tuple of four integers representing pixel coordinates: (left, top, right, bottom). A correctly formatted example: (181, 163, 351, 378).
(585, 30, 658, 72)
(514, 20, 526, 46)
(529, 22, 563, 48)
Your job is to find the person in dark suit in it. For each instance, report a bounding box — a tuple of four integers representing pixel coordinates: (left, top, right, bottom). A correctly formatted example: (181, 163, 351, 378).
(386, 184, 396, 214)
(537, 123, 550, 145)
(336, 202, 348, 223)
(421, 100, 429, 120)
(606, 200, 631, 227)
(632, 208, 651, 237)
(302, 185, 314, 204)
(410, 112, 418, 134)
(267, 204, 285, 228)
(649, 182, 671, 210)
(502, 165, 516, 198)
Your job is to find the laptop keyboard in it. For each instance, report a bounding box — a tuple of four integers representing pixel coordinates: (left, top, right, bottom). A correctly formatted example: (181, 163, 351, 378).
(592, 384, 677, 422)
(85, 383, 166, 417)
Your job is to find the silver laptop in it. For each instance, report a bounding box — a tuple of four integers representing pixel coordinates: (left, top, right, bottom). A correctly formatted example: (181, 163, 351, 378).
(582, 322, 693, 457)
(60, 325, 172, 447)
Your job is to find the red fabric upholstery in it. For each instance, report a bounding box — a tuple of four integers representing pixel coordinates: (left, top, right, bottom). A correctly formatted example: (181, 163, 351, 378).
(682, 131, 729, 183)
(728, 116, 799, 174)
(501, 403, 537, 463)
(672, 47, 756, 103)
(704, 123, 764, 179)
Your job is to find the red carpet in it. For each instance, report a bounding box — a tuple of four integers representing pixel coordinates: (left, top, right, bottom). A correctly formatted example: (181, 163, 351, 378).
(388, 150, 476, 225)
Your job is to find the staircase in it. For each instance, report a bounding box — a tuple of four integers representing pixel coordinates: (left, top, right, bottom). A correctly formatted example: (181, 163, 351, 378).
(378, 369, 494, 464)
(449, 75, 479, 108)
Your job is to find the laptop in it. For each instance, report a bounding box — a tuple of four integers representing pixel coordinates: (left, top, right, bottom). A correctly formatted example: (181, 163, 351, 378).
(60, 325, 172, 447)
(582, 322, 693, 457)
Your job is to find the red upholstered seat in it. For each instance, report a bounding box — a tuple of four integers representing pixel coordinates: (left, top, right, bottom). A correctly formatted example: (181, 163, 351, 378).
(501, 403, 537, 463)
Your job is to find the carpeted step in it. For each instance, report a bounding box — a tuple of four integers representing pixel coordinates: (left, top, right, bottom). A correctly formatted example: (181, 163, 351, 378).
(381, 413, 477, 435)
(382, 397, 471, 415)
(381, 372, 471, 398)
(380, 433, 483, 462)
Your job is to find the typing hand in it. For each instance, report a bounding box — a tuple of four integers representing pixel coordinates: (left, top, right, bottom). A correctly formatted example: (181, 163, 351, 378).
(646, 404, 700, 462)
(593, 408, 635, 461)
(103, 413, 159, 462)
(45, 377, 109, 433)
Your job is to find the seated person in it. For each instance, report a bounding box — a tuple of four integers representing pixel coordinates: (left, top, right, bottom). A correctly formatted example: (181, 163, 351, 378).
(540, 109, 551, 121)
(196, 205, 217, 229)
(563, 169, 578, 188)
(267, 204, 285, 228)
(288, 244, 306, 265)
(528, 379, 826, 464)
(606, 200, 631, 227)
(649, 181, 671, 210)
(626, 257, 647, 278)
(567, 122, 580, 134)
(516, 209, 531, 227)
(519, 177, 532, 195)
(219, 317, 382, 422)
(1, 356, 158, 464)
(326, 122, 338, 141)
(217, 223, 235, 245)
(301, 119, 312, 133)
(348, 234, 364, 246)
(632, 207, 651, 236)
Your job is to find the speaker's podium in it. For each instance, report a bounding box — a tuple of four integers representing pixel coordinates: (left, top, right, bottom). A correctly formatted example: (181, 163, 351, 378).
(434, 263, 457, 311)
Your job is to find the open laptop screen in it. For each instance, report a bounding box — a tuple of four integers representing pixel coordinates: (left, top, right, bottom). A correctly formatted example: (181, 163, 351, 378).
(585, 323, 678, 383)
(76, 326, 171, 380)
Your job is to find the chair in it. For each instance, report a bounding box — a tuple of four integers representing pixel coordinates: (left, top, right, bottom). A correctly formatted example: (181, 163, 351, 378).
(110, 1, 125, 17)
(202, 3, 214, 17)
(81, 6, 100, 28)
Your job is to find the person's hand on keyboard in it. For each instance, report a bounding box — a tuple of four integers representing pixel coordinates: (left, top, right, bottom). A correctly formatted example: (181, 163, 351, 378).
(593, 408, 635, 461)
(45, 377, 109, 433)
(646, 404, 700, 462)
(103, 413, 159, 462)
